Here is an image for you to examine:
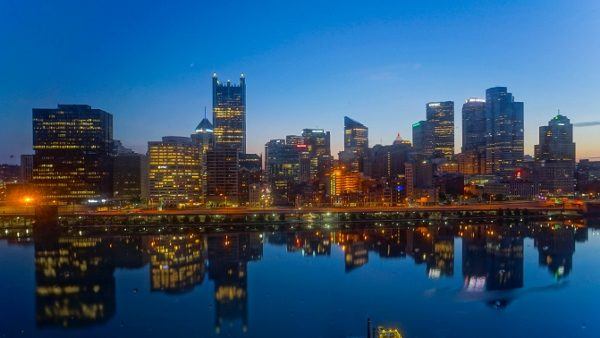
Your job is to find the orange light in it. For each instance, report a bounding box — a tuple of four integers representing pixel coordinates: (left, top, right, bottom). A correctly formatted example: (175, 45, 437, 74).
(22, 196, 33, 204)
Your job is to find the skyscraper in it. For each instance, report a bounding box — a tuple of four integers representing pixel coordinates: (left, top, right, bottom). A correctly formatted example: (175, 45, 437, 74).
(426, 101, 454, 159)
(342, 116, 369, 172)
(344, 116, 368, 154)
(192, 115, 215, 201)
(32, 104, 113, 202)
(485, 87, 524, 176)
(265, 139, 301, 205)
(534, 113, 576, 195)
(147, 136, 201, 206)
(212, 73, 246, 153)
(301, 128, 332, 182)
(206, 147, 239, 206)
(412, 120, 431, 155)
(462, 98, 487, 153)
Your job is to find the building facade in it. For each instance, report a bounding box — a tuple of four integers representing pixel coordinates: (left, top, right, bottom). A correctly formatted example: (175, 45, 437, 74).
(426, 101, 454, 159)
(32, 104, 113, 202)
(212, 74, 246, 153)
(485, 87, 524, 176)
(206, 147, 239, 206)
(147, 136, 201, 206)
(534, 114, 576, 195)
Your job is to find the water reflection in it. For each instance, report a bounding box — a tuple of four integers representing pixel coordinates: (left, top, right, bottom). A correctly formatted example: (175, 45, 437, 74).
(10, 219, 590, 333)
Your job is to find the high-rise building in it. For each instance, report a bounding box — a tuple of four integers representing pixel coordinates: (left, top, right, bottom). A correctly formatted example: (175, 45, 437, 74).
(485, 87, 524, 176)
(206, 147, 239, 206)
(342, 116, 368, 172)
(238, 153, 262, 206)
(191, 115, 215, 154)
(265, 139, 301, 205)
(301, 128, 331, 182)
(32, 104, 113, 202)
(191, 115, 215, 200)
(426, 101, 454, 159)
(412, 120, 431, 155)
(20, 154, 34, 183)
(344, 116, 368, 154)
(534, 113, 576, 195)
(147, 136, 201, 206)
(462, 98, 487, 153)
(212, 73, 246, 153)
(113, 153, 148, 201)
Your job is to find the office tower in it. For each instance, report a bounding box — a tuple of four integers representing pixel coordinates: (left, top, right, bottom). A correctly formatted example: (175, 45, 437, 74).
(206, 147, 239, 206)
(238, 153, 262, 206)
(412, 120, 431, 155)
(20, 154, 34, 183)
(265, 139, 301, 205)
(192, 115, 215, 201)
(147, 136, 201, 207)
(192, 116, 215, 154)
(212, 73, 246, 153)
(462, 98, 487, 152)
(534, 113, 576, 194)
(329, 165, 361, 200)
(426, 101, 454, 159)
(344, 116, 368, 154)
(301, 128, 331, 181)
(32, 104, 113, 202)
(113, 153, 147, 201)
(485, 87, 524, 176)
(342, 116, 368, 172)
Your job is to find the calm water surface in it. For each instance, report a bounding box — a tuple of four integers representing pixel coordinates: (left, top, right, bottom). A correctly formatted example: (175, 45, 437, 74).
(1, 220, 599, 338)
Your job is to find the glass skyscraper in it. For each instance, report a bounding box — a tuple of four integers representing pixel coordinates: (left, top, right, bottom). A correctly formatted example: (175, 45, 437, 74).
(32, 104, 113, 202)
(212, 73, 246, 153)
(426, 101, 454, 159)
(484, 87, 524, 176)
(461, 98, 486, 153)
(534, 113, 576, 194)
(344, 116, 368, 154)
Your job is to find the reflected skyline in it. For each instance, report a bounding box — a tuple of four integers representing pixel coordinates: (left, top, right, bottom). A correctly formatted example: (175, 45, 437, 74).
(0, 219, 596, 337)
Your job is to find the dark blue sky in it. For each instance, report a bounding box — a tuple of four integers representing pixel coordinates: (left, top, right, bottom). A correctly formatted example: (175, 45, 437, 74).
(1, 0, 599, 162)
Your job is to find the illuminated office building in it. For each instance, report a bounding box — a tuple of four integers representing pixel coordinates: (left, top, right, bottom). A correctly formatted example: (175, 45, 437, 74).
(329, 165, 361, 199)
(147, 136, 201, 206)
(212, 73, 246, 153)
(534, 113, 576, 195)
(485, 87, 524, 176)
(302, 128, 331, 182)
(343, 116, 369, 171)
(426, 101, 454, 159)
(32, 104, 113, 202)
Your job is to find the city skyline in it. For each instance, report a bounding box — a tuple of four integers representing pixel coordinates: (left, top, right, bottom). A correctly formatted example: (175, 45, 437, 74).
(2, 0, 600, 163)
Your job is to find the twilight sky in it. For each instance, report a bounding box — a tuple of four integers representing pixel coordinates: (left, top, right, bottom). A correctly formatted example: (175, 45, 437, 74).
(1, 0, 599, 163)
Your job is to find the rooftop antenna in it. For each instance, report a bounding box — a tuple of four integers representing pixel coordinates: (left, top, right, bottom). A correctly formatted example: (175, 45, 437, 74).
(204, 106, 207, 119)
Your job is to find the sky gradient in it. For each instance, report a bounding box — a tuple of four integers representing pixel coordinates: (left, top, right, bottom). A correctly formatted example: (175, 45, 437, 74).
(1, 0, 599, 163)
